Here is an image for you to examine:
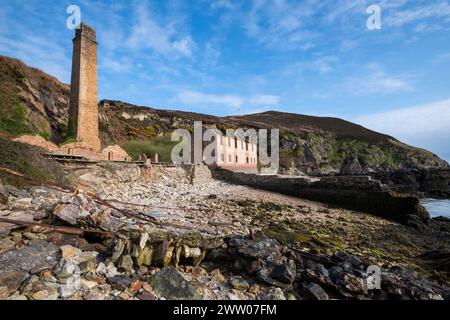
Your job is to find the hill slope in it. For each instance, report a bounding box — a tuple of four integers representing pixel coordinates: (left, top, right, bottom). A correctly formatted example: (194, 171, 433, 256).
(0, 55, 448, 175)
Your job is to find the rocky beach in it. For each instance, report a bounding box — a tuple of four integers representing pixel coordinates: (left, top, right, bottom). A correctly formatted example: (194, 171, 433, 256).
(0, 164, 449, 300)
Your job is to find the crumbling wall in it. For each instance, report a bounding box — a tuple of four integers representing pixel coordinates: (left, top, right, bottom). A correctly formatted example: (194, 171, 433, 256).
(184, 164, 213, 185)
(100, 145, 132, 162)
(151, 165, 190, 184)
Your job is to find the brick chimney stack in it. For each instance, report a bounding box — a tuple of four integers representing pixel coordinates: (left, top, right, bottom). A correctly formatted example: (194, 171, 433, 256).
(68, 23, 101, 152)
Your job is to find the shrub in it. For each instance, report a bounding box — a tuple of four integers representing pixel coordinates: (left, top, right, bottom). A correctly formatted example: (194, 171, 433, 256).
(121, 136, 178, 162)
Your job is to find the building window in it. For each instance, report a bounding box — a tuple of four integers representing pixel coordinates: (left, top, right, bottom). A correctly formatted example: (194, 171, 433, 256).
(235, 156, 238, 163)
(246, 157, 249, 164)
(246, 141, 249, 151)
(234, 137, 238, 148)
(229, 154, 232, 162)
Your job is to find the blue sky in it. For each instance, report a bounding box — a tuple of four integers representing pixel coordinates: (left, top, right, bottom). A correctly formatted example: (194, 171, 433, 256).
(0, 0, 449, 161)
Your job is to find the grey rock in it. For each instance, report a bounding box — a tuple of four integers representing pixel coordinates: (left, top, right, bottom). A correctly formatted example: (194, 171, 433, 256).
(149, 267, 202, 300)
(258, 287, 286, 300)
(0, 271, 29, 293)
(271, 264, 295, 284)
(108, 275, 134, 291)
(53, 203, 81, 225)
(118, 254, 134, 274)
(304, 283, 329, 300)
(0, 240, 58, 274)
(33, 208, 50, 220)
(230, 276, 250, 291)
(328, 266, 344, 283)
(340, 156, 365, 176)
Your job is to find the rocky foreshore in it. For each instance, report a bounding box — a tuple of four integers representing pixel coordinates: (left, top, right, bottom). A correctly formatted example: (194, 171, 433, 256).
(0, 165, 449, 300)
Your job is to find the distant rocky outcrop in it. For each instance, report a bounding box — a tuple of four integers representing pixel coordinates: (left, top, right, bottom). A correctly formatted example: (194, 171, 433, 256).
(340, 156, 366, 176)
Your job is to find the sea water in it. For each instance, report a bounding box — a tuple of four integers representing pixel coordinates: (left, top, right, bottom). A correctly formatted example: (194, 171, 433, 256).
(421, 199, 450, 218)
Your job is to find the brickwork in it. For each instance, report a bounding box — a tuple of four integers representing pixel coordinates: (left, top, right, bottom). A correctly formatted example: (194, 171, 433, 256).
(69, 24, 101, 152)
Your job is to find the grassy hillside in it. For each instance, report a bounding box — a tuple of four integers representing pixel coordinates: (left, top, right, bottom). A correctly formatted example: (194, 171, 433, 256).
(0, 135, 65, 186)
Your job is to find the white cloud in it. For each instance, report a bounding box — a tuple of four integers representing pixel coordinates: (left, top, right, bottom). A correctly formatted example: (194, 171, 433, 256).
(248, 95, 280, 106)
(126, 1, 196, 58)
(172, 36, 195, 58)
(101, 57, 134, 73)
(352, 99, 450, 161)
(202, 42, 221, 68)
(343, 63, 413, 95)
(178, 90, 244, 108)
(176, 90, 279, 112)
(0, 34, 70, 82)
(244, 0, 319, 49)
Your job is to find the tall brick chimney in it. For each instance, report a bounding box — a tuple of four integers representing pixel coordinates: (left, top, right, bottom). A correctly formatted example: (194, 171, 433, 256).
(69, 23, 101, 152)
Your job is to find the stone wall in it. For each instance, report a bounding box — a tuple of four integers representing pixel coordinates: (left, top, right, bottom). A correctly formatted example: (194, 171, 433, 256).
(212, 169, 430, 228)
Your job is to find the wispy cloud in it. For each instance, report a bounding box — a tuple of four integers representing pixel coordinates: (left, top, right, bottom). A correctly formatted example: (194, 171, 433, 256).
(352, 99, 450, 161)
(176, 89, 279, 113)
(126, 1, 195, 58)
(0, 33, 70, 82)
(385, 1, 450, 27)
(354, 99, 450, 136)
(244, 0, 319, 50)
(343, 63, 413, 95)
(210, 0, 236, 10)
(101, 57, 134, 73)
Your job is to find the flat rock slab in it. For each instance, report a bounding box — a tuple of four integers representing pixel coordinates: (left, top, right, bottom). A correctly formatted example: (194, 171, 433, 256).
(0, 211, 34, 236)
(0, 240, 58, 274)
